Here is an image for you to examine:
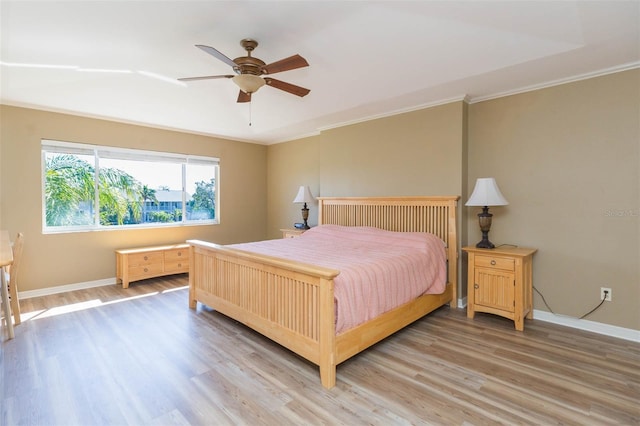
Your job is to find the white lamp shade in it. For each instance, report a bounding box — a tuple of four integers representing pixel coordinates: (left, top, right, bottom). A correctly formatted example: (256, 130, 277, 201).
(293, 186, 315, 204)
(232, 74, 266, 94)
(465, 178, 509, 207)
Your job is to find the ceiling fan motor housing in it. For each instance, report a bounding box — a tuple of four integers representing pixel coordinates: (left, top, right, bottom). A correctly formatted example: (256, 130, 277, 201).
(234, 39, 264, 75)
(233, 56, 266, 75)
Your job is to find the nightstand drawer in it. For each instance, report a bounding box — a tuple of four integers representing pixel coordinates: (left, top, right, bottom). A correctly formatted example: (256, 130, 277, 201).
(281, 228, 306, 238)
(475, 255, 514, 271)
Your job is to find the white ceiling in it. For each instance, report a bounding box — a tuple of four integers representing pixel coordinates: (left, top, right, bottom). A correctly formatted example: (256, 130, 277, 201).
(1, 1, 638, 144)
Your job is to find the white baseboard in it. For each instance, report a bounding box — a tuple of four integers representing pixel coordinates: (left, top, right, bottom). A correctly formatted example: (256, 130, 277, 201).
(533, 310, 640, 343)
(18, 278, 117, 299)
(458, 296, 467, 308)
(457, 297, 638, 342)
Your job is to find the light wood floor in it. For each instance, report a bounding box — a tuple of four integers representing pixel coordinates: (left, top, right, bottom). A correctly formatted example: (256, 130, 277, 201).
(1, 276, 638, 425)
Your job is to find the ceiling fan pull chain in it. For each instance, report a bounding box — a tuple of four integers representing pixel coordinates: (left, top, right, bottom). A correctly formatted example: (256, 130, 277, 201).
(249, 100, 252, 126)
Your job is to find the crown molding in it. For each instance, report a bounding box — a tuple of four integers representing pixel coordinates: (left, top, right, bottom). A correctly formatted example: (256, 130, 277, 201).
(316, 94, 469, 133)
(468, 61, 640, 104)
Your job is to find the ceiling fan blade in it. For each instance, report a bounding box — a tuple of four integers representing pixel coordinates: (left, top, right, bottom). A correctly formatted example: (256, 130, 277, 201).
(262, 54, 309, 75)
(237, 90, 251, 103)
(178, 75, 234, 82)
(195, 45, 237, 68)
(264, 78, 310, 97)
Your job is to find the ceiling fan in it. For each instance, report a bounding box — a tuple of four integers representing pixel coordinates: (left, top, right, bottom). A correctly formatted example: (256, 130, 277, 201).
(179, 38, 310, 103)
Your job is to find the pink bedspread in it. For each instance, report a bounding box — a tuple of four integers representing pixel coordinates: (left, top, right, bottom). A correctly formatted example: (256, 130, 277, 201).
(229, 225, 447, 334)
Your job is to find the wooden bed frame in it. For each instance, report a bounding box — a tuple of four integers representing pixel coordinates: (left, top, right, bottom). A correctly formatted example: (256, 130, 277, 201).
(188, 196, 459, 389)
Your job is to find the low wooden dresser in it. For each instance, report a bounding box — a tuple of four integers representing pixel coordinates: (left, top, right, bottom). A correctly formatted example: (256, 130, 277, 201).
(116, 243, 189, 288)
(463, 246, 537, 331)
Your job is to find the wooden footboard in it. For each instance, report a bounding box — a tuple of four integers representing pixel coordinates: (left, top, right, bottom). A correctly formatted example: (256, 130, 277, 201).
(189, 196, 459, 388)
(188, 240, 342, 386)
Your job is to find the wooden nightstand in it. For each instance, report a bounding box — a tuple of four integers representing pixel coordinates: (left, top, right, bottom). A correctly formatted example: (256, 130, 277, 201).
(281, 228, 307, 239)
(463, 246, 537, 331)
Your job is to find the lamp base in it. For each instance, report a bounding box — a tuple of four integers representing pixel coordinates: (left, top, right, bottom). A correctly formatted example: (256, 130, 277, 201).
(476, 206, 495, 249)
(301, 204, 310, 229)
(475, 238, 496, 249)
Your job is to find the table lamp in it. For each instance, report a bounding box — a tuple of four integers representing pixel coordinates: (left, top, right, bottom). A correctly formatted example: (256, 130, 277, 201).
(465, 177, 509, 249)
(293, 186, 315, 229)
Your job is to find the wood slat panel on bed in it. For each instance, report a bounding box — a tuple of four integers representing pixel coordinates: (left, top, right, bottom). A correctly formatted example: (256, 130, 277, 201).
(319, 197, 452, 238)
(189, 241, 339, 364)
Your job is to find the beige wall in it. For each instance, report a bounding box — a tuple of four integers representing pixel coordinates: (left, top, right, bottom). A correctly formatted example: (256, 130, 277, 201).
(468, 69, 639, 330)
(0, 105, 267, 291)
(267, 101, 468, 240)
(267, 70, 639, 331)
(267, 134, 322, 236)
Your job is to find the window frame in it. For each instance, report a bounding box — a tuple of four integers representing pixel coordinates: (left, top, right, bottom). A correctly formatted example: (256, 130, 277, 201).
(41, 139, 219, 234)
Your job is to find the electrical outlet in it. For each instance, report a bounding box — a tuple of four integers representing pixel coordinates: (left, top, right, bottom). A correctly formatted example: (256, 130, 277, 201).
(600, 287, 612, 302)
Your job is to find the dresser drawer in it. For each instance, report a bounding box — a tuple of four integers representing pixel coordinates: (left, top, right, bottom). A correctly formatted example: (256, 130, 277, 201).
(128, 251, 163, 266)
(164, 260, 189, 273)
(164, 248, 189, 262)
(129, 262, 164, 278)
(475, 255, 514, 271)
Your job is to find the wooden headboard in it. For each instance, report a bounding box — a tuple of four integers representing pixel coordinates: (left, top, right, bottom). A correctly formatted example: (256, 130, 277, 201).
(317, 196, 459, 307)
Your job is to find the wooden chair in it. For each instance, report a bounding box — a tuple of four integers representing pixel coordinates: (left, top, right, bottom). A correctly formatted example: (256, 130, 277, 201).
(7, 233, 24, 326)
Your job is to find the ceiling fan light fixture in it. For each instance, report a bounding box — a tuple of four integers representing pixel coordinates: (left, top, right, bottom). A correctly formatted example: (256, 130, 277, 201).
(232, 74, 265, 94)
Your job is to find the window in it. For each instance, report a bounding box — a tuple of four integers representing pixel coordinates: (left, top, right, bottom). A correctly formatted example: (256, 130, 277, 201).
(42, 140, 219, 233)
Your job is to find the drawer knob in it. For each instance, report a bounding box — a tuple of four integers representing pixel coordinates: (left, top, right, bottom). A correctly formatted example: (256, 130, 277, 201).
(490, 260, 496, 265)
(144, 268, 148, 272)
(474, 284, 479, 289)
(177, 263, 182, 268)
(144, 256, 148, 261)
(178, 252, 182, 256)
